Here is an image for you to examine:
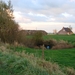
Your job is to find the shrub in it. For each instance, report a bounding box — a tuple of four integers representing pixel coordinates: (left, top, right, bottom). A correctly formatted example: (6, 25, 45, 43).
(17, 31, 44, 48)
(24, 38, 35, 48)
(32, 31, 44, 47)
(16, 30, 26, 45)
(44, 39, 57, 49)
(52, 40, 73, 49)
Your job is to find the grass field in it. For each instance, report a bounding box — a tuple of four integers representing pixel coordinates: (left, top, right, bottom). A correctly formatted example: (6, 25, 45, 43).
(1, 34, 75, 75)
(27, 34, 75, 45)
(10, 46, 75, 69)
(10, 34, 75, 69)
(0, 46, 50, 75)
(1, 45, 75, 75)
(43, 34, 75, 42)
(27, 34, 75, 42)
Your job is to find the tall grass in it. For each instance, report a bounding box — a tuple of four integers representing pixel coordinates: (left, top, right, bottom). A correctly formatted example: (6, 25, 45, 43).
(0, 44, 75, 75)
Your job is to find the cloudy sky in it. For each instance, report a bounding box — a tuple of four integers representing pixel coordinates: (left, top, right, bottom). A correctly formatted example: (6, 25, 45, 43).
(4, 0, 75, 33)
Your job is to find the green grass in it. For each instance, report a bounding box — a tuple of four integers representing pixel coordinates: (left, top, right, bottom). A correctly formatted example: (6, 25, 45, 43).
(44, 49, 75, 68)
(1, 34, 75, 75)
(9, 34, 75, 69)
(26, 34, 75, 45)
(43, 34, 75, 42)
(0, 47, 50, 75)
(10, 46, 75, 69)
(1, 46, 72, 75)
(26, 34, 75, 42)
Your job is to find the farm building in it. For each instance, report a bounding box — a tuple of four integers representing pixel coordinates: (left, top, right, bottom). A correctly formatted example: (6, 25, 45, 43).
(19, 30, 47, 35)
(58, 27, 73, 35)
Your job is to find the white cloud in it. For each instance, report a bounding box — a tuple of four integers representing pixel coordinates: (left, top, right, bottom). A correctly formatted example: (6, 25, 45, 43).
(62, 12, 73, 18)
(3, 0, 75, 33)
(47, 18, 56, 22)
(28, 12, 47, 17)
(70, 0, 75, 2)
(10, 0, 75, 23)
(19, 21, 75, 33)
(13, 11, 31, 23)
(19, 22, 38, 30)
(28, 12, 34, 16)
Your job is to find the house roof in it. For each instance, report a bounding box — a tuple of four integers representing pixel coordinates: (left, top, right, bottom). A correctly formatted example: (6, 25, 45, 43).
(63, 27, 73, 33)
(57, 27, 73, 35)
(19, 30, 47, 35)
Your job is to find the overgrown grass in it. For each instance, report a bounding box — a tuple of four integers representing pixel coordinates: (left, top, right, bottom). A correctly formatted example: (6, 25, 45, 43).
(0, 45, 75, 75)
(10, 46, 75, 69)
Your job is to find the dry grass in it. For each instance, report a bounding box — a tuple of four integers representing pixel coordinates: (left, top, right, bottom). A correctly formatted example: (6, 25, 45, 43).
(52, 40, 73, 49)
(66, 68, 75, 75)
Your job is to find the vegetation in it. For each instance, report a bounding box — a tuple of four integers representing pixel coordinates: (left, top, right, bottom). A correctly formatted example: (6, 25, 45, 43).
(10, 46, 75, 69)
(18, 31, 44, 48)
(0, 44, 75, 75)
(25, 34, 75, 49)
(0, 0, 75, 75)
(43, 34, 75, 43)
(32, 31, 44, 47)
(0, 0, 19, 43)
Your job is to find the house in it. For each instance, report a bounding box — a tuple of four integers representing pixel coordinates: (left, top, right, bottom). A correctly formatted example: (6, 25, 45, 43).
(58, 27, 73, 35)
(19, 30, 47, 35)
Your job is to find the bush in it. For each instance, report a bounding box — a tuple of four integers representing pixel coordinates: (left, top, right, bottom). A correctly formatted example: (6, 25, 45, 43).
(44, 39, 57, 49)
(17, 30, 26, 45)
(24, 38, 35, 48)
(44, 39, 73, 49)
(52, 40, 73, 49)
(32, 31, 44, 47)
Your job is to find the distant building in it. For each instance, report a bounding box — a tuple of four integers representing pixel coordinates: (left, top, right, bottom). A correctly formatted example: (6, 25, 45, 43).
(58, 27, 73, 35)
(19, 30, 47, 35)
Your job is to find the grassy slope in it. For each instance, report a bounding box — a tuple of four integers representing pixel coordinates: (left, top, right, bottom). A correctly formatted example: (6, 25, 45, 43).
(1, 46, 73, 75)
(10, 46, 75, 69)
(0, 46, 50, 75)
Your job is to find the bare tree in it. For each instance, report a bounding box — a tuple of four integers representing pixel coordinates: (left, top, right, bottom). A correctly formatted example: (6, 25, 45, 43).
(53, 29, 57, 34)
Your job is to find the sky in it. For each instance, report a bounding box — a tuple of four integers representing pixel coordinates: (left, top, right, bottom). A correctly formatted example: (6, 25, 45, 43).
(4, 0, 75, 33)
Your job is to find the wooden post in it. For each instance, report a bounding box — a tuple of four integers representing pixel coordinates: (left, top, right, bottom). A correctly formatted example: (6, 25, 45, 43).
(42, 44, 44, 59)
